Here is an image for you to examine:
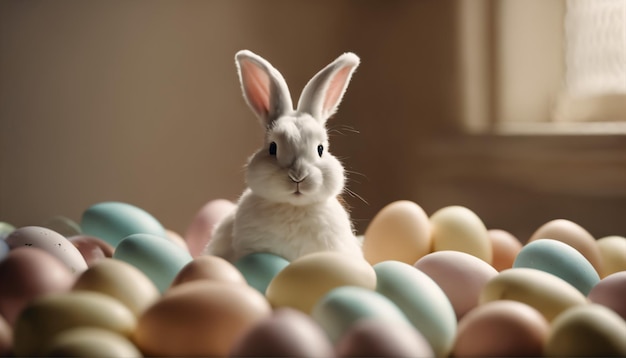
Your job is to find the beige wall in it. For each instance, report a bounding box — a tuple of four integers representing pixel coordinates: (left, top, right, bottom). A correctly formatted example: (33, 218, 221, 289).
(1, 1, 624, 242)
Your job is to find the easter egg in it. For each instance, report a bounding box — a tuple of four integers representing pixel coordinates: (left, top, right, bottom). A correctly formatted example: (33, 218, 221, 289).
(67, 235, 114, 267)
(545, 304, 626, 357)
(0, 248, 74, 325)
(171, 255, 247, 287)
(13, 291, 136, 356)
(265, 251, 376, 314)
(311, 286, 410, 343)
(44, 327, 142, 357)
(0, 315, 12, 356)
(113, 233, 192, 293)
(80, 201, 166, 247)
(374, 260, 457, 357)
(234, 252, 290, 294)
(5, 226, 88, 274)
(0, 222, 15, 240)
(0, 240, 9, 261)
(362, 200, 431, 265)
(184, 199, 235, 257)
(430, 206, 492, 264)
(528, 219, 602, 275)
(480, 268, 588, 321)
(453, 300, 549, 357)
(72, 258, 160, 317)
(587, 271, 626, 320)
(596, 235, 626, 277)
(414, 250, 498, 319)
(513, 238, 600, 295)
(134, 280, 271, 357)
(487, 229, 522, 271)
(336, 318, 434, 358)
(230, 308, 334, 357)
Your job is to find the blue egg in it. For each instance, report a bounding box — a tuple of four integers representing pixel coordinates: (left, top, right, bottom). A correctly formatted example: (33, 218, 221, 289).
(514, 238, 600, 295)
(113, 233, 192, 293)
(234, 252, 290, 294)
(80, 202, 166, 247)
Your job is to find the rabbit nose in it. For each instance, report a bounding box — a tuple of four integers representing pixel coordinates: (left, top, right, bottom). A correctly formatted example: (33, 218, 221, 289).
(288, 171, 307, 183)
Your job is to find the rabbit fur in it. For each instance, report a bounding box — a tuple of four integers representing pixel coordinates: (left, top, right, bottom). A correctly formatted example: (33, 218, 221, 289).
(203, 50, 363, 262)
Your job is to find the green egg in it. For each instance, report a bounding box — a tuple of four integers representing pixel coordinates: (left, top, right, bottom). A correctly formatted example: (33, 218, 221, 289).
(0, 222, 15, 240)
(234, 252, 290, 294)
(513, 238, 600, 295)
(374, 260, 457, 357)
(311, 286, 410, 343)
(113, 233, 192, 293)
(80, 202, 166, 247)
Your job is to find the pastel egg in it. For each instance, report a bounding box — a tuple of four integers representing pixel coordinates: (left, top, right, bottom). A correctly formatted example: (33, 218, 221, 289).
(171, 255, 246, 287)
(528, 219, 602, 275)
(234, 252, 290, 294)
(12, 291, 136, 356)
(0, 222, 15, 240)
(545, 304, 626, 357)
(184, 199, 236, 257)
(0, 248, 74, 325)
(414, 250, 498, 319)
(374, 260, 456, 357)
(311, 286, 410, 343)
(0, 240, 8, 261)
(67, 235, 114, 267)
(0, 314, 11, 356)
(230, 308, 334, 357)
(134, 280, 271, 357)
(453, 300, 549, 357)
(73, 258, 160, 317)
(596, 235, 626, 277)
(362, 200, 431, 265)
(336, 318, 434, 358)
(587, 271, 626, 320)
(487, 229, 522, 271)
(513, 238, 600, 295)
(44, 327, 142, 357)
(430, 206, 492, 264)
(113, 233, 192, 293)
(165, 229, 189, 251)
(80, 201, 167, 248)
(5, 226, 88, 274)
(265, 252, 376, 314)
(480, 268, 588, 321)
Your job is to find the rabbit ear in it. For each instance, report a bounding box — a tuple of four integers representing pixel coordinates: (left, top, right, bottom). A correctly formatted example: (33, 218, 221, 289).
(297, 52, 360, 123)
(236, 50, 293, 127)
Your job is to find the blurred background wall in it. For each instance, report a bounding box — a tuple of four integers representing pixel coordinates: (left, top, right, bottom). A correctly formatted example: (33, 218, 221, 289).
(1, 0, 624, 242)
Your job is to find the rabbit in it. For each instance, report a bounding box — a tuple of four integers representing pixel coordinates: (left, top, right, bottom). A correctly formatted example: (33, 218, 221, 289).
(203, 49, 363, 262)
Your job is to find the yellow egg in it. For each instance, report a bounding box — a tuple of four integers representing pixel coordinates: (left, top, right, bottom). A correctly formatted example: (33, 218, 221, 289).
(545, 304, 626, 357)
(528, 219, 603, 275)
(13, 291, 136, 356)
(265, 251, 376, 314)
(596, 236, 626, 277)
(44, 327, 142, 357)
(362, 200, 431, 265)
(72, 258, 160, 317)
(479, 268, 587, 322)
(430, 206, 492, 264)
(134, 280, 271, 357)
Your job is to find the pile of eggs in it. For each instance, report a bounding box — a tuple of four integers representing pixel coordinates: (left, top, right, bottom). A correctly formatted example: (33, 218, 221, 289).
(0, 199, 625, 357)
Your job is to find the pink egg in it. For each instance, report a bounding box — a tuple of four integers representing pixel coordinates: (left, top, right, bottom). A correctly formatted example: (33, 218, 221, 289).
(488, 229, 522, 272)
(67, 235, 114, 267)
(587, 271, 626, 320)
(184, 199, 235, 257)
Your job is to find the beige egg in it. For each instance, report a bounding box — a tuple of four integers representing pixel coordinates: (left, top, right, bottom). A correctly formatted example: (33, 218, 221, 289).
(362, 200, 431, 265)
(545, 304, 626, 357)
(170, 255, 247, 287)
(12, 291, 136, 356)
(454, 300, 549, 357)
(166, 229, 189, 252)
(596, 235, 626, 277)
(528, 219, 602, 275)
(184, 199, 236, 257)
(265, 251, 376, 314)
(430, 206, 492, 264)
(44, 327, 142, 357)
(487, 229, 522, 271)
(480, 268, 588, 322)
(73, 258, 160, 317)
(134, 280, 271, 357)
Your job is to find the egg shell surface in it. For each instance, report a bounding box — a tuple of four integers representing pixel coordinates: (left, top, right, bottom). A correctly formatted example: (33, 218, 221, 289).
(0, 314, 12, 356)
(184, 199, 235, 257)
(170, 255, 247, 288)
(44, 327, 142, 358)
(596, 235, 626, 277)
(234, 252, 290, 294)
(587, 271, 626, 320)
(67, 235, 114, 267)
(0, 222, 15, 240)
(487, 229, 522, 271)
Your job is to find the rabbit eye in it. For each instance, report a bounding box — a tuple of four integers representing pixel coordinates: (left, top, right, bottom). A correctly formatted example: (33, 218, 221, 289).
(269, 142, 277, 156)
(317, 144, 324, 157)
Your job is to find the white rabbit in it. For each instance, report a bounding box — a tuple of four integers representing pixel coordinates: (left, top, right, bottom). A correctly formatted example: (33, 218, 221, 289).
(204, 49, 363, 262)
